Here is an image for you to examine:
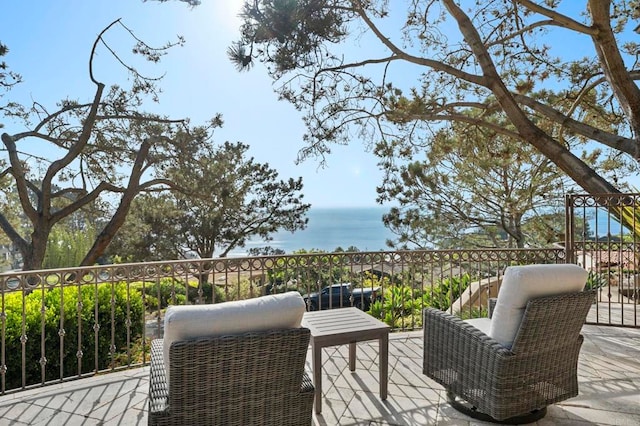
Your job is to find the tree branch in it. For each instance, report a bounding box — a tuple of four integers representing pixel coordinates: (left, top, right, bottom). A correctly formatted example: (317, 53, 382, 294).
(442, 0, 617, 195)
(11, 130, 75, 146)
(1, 133, 38, 221)
(137, 178, 178, 191)
(90, 19, 121, 85)
(50, 181, 120, 223)
(81, 138, 153, 265)
(512, 93, 637, 155)
(589, 0, 640, 144)
(353, 4, 488, 87)
(40, 81, 105, 215)
(515, 0, 596, 34)
(486, 19, 555, 48)
(30, 102, 96, 134)
(94, 114, 185, 124)
(0, 212, 28, 254)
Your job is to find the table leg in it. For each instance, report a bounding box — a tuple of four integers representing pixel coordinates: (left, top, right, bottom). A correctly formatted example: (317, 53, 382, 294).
(349, 342, 356, 371)
(379, 332, 389, 400)
(312, 341, 323, 414)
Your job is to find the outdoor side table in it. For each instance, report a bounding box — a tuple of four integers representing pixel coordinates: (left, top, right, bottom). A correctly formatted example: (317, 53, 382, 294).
(302, 307, 390, 414)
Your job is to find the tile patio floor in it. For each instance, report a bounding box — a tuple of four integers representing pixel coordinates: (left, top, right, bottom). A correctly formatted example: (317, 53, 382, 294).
(0, 324, 639, 425)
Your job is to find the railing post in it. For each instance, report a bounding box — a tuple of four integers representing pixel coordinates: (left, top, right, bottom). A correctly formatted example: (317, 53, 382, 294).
(565, 194, 575, 265)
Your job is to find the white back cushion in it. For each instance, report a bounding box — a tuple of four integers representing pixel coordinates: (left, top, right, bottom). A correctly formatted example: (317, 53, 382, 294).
(162, 291, 306, 384)
(488, 264, 587, 348)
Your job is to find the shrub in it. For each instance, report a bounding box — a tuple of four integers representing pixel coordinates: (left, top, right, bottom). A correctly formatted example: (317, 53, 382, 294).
(370, 285, 424, 329)
(585, 271, 606, 290)
(136, 278, 225, 311)
(366, 274, 475, 329)
(3, 282, 144, 390)
(422, 274, 472, 311)
(456, 306, 489, 320)
(42, 225, 97, 269)
(138, 278, 190, 310)
(194, 281, 226, 304)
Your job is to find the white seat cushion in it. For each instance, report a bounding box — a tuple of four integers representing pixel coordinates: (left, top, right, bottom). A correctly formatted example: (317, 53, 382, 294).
(162, 291, 306, 385)
(488, 264, 587, 348)
(465, 317, 491, 336)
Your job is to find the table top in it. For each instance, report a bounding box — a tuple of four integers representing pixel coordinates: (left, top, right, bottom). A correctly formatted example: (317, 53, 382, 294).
(302, 307, 389, 343)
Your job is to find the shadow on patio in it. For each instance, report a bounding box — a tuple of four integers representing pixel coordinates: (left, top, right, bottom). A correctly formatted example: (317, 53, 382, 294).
(1, 325, 638, 425)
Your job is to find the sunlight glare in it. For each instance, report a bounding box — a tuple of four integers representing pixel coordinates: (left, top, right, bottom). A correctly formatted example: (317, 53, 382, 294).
(215, 0, 245, 32)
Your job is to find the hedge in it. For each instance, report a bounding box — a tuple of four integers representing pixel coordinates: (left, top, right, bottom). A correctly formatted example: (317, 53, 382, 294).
(2, 282, 144, 390)
(137, 278, 226, 310)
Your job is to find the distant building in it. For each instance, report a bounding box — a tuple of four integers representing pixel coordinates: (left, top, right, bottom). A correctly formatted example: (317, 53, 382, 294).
(0, 244, 22, 272)
(575, 249, 639, 272)
(0, 245, 12, 272)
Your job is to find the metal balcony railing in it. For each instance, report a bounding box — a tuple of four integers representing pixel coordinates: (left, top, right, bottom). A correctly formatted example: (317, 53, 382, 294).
(0, 248, 570, 395)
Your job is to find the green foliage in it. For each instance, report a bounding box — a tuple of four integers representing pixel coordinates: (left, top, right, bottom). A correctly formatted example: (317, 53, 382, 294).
(168, 142, 310, 259)
(247, 246, 286, 256)
(370, 285, 423, 329)
(0, 21, 219, 270)
(189, 281, 227, 304)
(230, 0, 346, 74)
(359, 272, 388, 289)
(368, 274, 474, 328)
(103, 194, 182, 262)
(263, 279, 302, 296)
(378, 116, 570, 250)
(2, 282, 144, 390)
(422, 274, 472, 311)
(43, 224, 97, 268)
(139, 278, 189, 310)
(263, 250, 369, 295)
(233, 1, 637, 213)
(136, 278, 226, 309)
(109, 142, 310, 262)
(585, 271, 607, 290)
(456, 306, 489, 320)
(0, 40, 21, 92)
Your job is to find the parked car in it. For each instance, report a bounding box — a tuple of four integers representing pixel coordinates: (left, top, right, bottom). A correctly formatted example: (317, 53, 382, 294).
(303, 283, 381, 311)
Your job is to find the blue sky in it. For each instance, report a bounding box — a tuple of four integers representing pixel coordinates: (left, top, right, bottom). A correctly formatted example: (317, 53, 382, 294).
(1, 0, 384, 208)
(3, 1, 637, 212)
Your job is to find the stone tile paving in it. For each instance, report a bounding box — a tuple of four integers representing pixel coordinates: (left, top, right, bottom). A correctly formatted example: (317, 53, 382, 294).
(0, 367, 149, 425)
(0, 325, 638, 425)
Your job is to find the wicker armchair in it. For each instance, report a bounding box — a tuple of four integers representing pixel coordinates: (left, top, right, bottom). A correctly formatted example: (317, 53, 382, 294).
(148, 292, 314, 426)
(423, 264, 594, 424)
(148, 328, 314, 426)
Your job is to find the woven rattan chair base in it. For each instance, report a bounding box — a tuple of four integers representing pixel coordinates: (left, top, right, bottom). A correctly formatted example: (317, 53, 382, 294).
(446, 392, 547, 425)
(148, 329, 314, 426)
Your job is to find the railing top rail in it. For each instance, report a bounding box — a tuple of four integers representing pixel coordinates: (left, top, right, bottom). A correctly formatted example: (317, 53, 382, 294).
(0, 247, 566, 278)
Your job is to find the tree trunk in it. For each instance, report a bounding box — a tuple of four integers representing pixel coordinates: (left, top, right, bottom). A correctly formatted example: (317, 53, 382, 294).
(80, 141, 151, 266)
(589, 0, 640, 145)
(443, 0, 621, 197)
(22, 226, 50, 271)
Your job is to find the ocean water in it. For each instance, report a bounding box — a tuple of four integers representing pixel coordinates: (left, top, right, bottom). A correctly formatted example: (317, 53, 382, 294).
(230, 205, 627, 257)
(237, 206, 396, 255)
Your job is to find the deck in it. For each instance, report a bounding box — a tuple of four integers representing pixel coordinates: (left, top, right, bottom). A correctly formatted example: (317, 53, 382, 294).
(1, 324, 638, 425)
